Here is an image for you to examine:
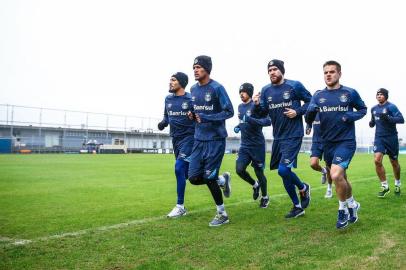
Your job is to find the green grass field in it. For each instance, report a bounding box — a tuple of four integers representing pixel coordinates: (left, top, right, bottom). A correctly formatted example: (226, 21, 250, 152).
(0, 153, 405, 269)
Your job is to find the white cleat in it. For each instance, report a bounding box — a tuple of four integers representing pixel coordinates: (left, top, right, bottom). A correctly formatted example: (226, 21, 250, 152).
(221, 172, 231, 198)
(167, 206, 187, 218)
(321, 169, 327, 184)
(324, 189, 333, 199)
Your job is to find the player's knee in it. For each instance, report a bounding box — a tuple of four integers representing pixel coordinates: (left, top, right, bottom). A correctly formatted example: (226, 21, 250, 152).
(253, 166, 265, 176)
(278, 164, 290, 178)
(235, 163, 246, 177)
(310, 159, 319, 170)
(330, 170, 342, 183)
(175, 160, 187, 176)
(374, 158, 383, 167)
(188, 175, 205, 185)
(310, 162, 318, 170)
(390, 159, 400, 169)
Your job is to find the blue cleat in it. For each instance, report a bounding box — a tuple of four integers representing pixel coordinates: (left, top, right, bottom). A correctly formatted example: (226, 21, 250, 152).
(299, 183, 311, 209)
(285, 206, 305, 218)
(348, 201, 360, 224)
(336, 209, 349, 229)
(209, 212, 229, 227)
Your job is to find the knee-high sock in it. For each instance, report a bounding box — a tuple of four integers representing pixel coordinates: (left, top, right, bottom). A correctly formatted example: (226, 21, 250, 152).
(206, 179, 223, 206)
(236, 162, 256, 185)
(278, 164, 300, 206)
(175, 159, 188, 205)
(254, 167, 268, 197)
(289, 169, 305, 190)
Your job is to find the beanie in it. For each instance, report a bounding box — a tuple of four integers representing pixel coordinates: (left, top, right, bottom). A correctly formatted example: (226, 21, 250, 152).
(172, 72, 188, 89)
(267, 59, 285, 75)
(377, 88, 389, 100)
(239, 83, 254, 98)
(193, 55, 212, 74)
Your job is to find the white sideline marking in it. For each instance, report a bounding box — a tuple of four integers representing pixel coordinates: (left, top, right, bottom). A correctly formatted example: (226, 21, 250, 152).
(3, 176, 377, 247)
(0, 236, 31, 245)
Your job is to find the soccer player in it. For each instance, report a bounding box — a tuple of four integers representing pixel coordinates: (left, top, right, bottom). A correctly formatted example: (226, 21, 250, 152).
(305, 60, 367, 229)
(306, 114, 333, 198)
(158, 72, 195, 218)
(234, 83, 271, 208)
(187, 55, 234, 227)
(253, 59, 312, 218)
(369, 88, 404, 197)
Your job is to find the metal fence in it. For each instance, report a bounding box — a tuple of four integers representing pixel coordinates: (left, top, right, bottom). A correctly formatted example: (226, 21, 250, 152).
(1, 103, 395, 155)
(0, 104, 173, 153)
(0, 104, 161, 133)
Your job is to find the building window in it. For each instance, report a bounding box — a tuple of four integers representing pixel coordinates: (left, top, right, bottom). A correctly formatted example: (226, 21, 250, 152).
(114, 138, 125, 145)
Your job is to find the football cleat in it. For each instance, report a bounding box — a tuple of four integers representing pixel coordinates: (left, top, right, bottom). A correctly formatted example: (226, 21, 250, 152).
(324, 189, 333, 199)
(221, 172, 231, 198)
(209, 212, 229, 227)
(378, 186, 390, 198)
(336, 209, 349, 229)
(321, 168, 327, 184)
(259, 197, 269, 208)
(348, 201, 360, 224)
(167, 206, 187, 218)
(285, 206, 305, 218)
(253, 182, 260, 200)
(299, 183, 311, 209)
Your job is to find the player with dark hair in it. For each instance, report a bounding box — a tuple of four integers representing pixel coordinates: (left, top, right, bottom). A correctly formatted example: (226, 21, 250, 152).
(253, 59, 312, 219)
(234, 83, 271, 208)
(369, 88, 404, 197)
(306, 113, 333, 198)
(187, 55, 234, 227)
(306, 60, 367, 229)
(158, 72, 195, 218)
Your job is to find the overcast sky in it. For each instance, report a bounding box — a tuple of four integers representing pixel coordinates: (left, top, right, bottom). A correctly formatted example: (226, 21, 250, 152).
(1, 0, 405, 142)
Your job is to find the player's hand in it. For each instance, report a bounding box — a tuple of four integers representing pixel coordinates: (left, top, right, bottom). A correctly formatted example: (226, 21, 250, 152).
(305, 124, 312, 135)
(157, 121, 167, 131)
(195, 113, 201, 123)
(234, 126, 240, 133)
(369, 120, 375, 128)
(187, 111, 195, 120)
(380, 113, 389, 121)
(283, 108, 297, 118)
(252, 92, 261, 105)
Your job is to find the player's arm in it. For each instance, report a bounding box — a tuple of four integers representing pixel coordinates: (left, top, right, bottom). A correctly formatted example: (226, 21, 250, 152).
(386, 104, 405, 124)
(305, 95, 319, 125)
(252, 89, 269, 117)
(293, 81, 312, 116)
(342, 90, 367, 122)
(198, 86, 234, 122)
(369, 108, 376, 128)
(158, 102, 169, 130)
(245, 115, 272, 127)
